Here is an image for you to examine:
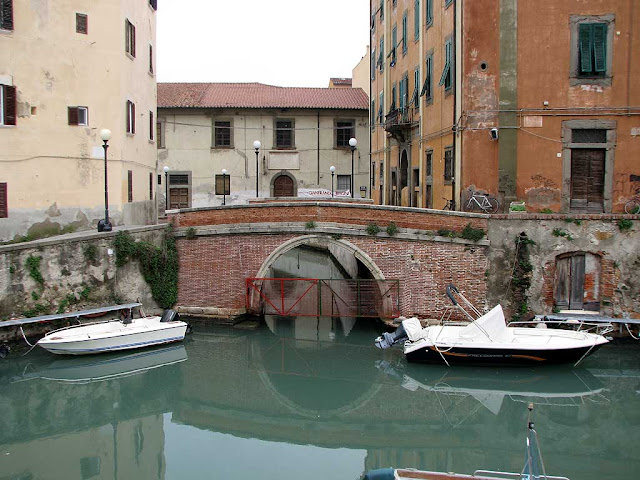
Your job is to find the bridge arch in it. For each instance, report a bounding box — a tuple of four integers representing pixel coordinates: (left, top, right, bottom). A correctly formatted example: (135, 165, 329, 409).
(253, 234, 385, 280)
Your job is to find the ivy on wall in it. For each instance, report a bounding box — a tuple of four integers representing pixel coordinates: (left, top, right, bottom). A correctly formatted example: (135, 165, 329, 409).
(510, 232, 534, 322)
(114, 226, 178, 309)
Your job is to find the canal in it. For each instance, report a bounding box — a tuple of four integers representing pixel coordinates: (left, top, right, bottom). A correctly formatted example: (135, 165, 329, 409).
(1, 317, 639, 479)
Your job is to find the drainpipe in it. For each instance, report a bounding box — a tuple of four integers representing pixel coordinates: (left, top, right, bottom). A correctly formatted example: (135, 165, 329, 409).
(418, 0, 424, 208)
(317, 111, 321, 185)
(453, 0, 461, 209)
(370, 24, 373, 199)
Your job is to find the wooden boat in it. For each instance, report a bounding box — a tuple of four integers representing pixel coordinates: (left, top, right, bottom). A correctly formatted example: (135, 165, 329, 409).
(375, 286, 609, 366)
(37, 309, 188, 355)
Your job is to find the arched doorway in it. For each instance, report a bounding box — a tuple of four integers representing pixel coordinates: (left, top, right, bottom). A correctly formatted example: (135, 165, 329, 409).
(273, 174, 295, 197)
(400, 149, 409, 206)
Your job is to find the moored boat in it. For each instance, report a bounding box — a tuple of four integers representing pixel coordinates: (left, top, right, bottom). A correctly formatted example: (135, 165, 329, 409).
(37, 309, 188, 355)
(375, 285, 609, 366)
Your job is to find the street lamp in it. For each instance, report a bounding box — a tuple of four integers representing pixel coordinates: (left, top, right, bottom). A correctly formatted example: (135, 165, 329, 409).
(253, 140, 261, 197)
(221, 168, 228, 205)
(349, 137, 357, 198)
(330, 166, 336, 198)
(163, 166, 170, 211)
(98, 128, 112, 232)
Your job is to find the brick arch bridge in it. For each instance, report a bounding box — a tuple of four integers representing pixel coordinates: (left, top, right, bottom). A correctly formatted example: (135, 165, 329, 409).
(168, 201, 490, 320)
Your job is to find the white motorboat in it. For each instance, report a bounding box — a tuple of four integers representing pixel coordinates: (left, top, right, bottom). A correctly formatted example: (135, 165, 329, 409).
(37, 309, 188, 355)
(375, 285, 609, 366)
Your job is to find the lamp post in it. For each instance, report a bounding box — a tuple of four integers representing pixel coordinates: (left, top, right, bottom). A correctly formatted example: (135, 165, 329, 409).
(349, 137, 357, 198)
(330, 165, 336, 198)
(253, 140, 261, 197)
(98, 128, 112, 232)
(163, 166, 170, 211)
(221, 168, 228, 205)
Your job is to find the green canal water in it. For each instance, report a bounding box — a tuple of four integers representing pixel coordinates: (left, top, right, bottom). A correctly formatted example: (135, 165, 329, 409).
(1, 317, 639, 480)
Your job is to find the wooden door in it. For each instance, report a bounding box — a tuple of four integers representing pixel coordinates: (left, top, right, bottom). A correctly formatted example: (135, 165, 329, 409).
(169, 188, 189, 209)
(555, 254, 585, 310)
(273, 175, 294, 197)
(570, 149, 605, 212)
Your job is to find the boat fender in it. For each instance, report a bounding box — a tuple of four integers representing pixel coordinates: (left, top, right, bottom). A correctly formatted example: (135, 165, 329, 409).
(375, 324, 408, 349)
(362, 468, 396, 480)
(160, 309, 180, 323)
(0, 343, 10, 359)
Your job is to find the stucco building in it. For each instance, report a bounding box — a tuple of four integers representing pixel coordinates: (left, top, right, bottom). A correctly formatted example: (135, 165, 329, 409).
(0, 0, 158, 242)
(370, 0, 639, 213)
(156, 83, 369, 208)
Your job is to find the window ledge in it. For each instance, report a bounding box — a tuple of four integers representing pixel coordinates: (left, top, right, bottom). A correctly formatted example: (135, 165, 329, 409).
(125, 52, 136, 61)
(569, 77, 612, 87)
(211, 146, 233, 150)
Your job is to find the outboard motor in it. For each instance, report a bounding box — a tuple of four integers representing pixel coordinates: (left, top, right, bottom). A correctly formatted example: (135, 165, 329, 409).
(375, 323, 408, 349)
(160, 309, 180, 323)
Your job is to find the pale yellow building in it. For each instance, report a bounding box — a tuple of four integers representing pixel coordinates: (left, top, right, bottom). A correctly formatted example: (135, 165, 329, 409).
(0, 0, 158, 242)
(157, 83, 369, 208)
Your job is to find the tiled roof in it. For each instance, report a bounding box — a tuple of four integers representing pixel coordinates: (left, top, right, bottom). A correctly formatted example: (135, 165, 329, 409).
(158, 83, 368, 110)
(330, 77, 353, 86)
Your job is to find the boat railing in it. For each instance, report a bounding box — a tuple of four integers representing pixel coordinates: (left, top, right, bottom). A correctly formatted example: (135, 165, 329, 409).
(508, 319, 614, 336)
(474, 470, 569, 480)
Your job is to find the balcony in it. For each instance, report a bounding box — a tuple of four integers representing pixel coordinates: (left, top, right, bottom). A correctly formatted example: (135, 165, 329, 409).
(384, 106, 419, 143)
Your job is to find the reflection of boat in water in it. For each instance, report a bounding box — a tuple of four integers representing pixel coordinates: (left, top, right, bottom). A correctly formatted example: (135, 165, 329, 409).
(363, 405, 570, 480)
(376, 359, 607, 414)
(17, 344, 187, 383)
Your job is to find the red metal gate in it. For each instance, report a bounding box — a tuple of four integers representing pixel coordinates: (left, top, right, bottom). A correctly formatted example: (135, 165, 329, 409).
(245, 278, 400, 318)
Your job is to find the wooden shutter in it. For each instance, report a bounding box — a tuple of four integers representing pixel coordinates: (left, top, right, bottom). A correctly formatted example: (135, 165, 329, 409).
(579, 24, 593, 73)
(570, 255, 585, 309)
(149, 172, 153, 200)
(555, 257, 570, 309)
(3, 85, 16, 125)
(132, 23, 136, 57)
(131, 102, 135, 134)
(1, 0, 13, 30)
(127, 170, 133, 202)
(68, 107, 79, 125)
(0, 183, 7, 218)
(592, 24, 607, 72)
(149, 111, 153, 140)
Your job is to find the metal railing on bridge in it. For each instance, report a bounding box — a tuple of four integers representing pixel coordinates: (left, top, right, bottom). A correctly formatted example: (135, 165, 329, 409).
(246, 278, 400, 318)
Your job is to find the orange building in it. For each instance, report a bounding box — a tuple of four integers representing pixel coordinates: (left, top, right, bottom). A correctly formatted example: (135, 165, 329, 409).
(370, 0, 640, 213)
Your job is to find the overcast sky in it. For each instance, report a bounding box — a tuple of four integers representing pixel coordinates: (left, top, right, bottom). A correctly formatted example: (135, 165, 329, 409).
(157, 0, 370, 87)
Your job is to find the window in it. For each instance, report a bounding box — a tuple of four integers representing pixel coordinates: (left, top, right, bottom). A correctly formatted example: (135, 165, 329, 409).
(157, 174, 162, 185)
(76, 13, 88, 34)
(380, 0, 384, 20)
(125, 19, 136, 57)
(421, 52, 433, 102)
(372, 163, 376, 188)
(149, 172, 153, 200)
(391, 83, 397, 111)
(335, 120, 355, 148)
(126, 100, 135, 134)
(414, 0, 420, 41)
(371, 47, 376, 80)
(215, 174, 230, 196)
(80, 456, 101, 480)
(570, 15, 613, 86)
(157, 119, 165, 148)
(68, 106, 88, 126)
(0, 83, 16, 126)
(337, 175, 350, 192)
(370, 100, 375, 129)
(214, 120, 232, 148)
(275, 119, 294, 149)
(127, 170, 133, 202)
(149, 111, 154, 141)
(578, 23, 607, 77)
(168, 172, 191, 209)
(401, 13, 407, 54)
(378, 92, 384, 123)
(445, 0, 453, 6)
(444, 147, 454, 182)
(425, 150, 433, 177)
(149, 45, 153, 74)
(0, 0, 13, 31)
(0, 182, 7, 218)
(378, 36, 384, 72)
(439, 37, 453, 91)
(399, 74, 408, 111)
(425, 0, 433, 27)
(380, 161, 384, 187)
(149, 0, 157, 11)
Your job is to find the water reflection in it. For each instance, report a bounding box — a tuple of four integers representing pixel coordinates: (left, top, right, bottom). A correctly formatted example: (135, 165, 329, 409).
(1, 321, 639, 480)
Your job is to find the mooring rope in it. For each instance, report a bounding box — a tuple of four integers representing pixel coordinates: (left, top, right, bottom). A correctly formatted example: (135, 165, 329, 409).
(625, 323, 640, 340)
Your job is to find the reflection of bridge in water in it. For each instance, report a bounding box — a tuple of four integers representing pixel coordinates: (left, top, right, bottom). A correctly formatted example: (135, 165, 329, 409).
(1, 328, 639, 479)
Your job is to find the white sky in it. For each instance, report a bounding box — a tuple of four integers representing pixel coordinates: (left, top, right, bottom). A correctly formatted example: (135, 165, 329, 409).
(157, 0, 370, 87)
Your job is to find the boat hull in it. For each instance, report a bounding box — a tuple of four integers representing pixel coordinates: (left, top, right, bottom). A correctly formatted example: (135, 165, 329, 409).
(37, 318, 188, 355)
(405, 343, 606, 366)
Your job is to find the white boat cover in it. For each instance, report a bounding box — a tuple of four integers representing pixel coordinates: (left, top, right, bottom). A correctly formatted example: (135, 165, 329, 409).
(401, 317, 425, 342)
(459, 304, 509, 343)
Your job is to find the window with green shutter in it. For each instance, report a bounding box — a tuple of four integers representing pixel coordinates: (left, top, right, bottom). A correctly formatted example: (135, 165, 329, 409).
(378, 37, 384, 72)
(421, 52, 433, 102)
(426, 0, 433, 27)
(579, 23, 607, 77)
(402, 12, 408, 54)
(414, 0, 420, 41)
(439, 38, 453, 91)
(413, 68, 420, 108)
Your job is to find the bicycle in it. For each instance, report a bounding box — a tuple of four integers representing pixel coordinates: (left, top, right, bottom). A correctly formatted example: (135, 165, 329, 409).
(465, 191, 499, 214)
(442, 197, 455, 210)
(624, 189, 640, 214)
